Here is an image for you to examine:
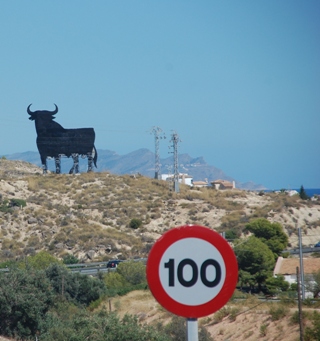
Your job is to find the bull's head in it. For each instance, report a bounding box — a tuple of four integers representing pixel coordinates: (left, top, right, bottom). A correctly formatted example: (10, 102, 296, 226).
(27, 104, 58, 121)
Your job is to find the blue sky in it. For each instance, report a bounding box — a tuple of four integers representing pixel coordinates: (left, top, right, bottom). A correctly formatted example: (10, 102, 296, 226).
(0, 1, 319, 189)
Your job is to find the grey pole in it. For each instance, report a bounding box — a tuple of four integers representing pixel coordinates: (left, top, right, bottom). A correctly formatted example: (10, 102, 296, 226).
(298, 227, 305, 300)
(169, 131, 181, 193)
(187, 318, 198, 341)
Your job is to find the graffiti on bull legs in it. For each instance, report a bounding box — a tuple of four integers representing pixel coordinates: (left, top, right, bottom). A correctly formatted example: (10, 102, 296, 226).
(40, 154, 48, 174)
(69, 154, 79, 174)
(87, 152, 93, 172)
(54, 156, 61, 174)
(42, 164, 48, 174)
(27, 104, 98, 174)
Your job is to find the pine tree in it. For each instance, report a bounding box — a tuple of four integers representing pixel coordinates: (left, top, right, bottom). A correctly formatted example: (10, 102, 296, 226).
(299, 185, 309, 200)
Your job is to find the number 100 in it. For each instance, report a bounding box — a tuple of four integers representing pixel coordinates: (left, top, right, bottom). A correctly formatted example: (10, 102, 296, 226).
(164, 258, 221, 288)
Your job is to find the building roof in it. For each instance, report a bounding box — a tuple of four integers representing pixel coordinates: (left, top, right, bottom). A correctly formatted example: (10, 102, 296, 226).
(274, 257, 320, 276)
(193, 181, 208, 186)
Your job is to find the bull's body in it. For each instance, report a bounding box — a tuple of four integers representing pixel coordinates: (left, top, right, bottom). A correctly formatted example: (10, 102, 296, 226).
(28, 104, 97, 174)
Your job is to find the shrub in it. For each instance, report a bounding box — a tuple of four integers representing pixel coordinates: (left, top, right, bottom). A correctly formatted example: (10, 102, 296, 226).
(269, 305, 288, 321)
(304, 311, 320, 340)
(41, 309, 170, 341)
(260, 323, 268, 336)
(62, 254, 79, 264)
(129, 218, 143, 229)
(9, 198, 27, 208)
(160, 315, 213, 341)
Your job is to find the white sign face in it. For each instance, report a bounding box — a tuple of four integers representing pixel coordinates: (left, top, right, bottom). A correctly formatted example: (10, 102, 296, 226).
(159, 237, 226, 305)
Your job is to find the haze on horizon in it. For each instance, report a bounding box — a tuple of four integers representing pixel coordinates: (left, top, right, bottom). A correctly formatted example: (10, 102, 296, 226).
(0, 1, 319, 190)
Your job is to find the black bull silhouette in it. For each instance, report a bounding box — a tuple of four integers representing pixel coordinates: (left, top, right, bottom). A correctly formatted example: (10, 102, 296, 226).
(27, 104, 97, 174)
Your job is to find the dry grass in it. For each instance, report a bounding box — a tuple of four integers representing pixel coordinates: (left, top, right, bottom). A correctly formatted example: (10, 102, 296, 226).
(1, 160, 320, 262)
(97, 289, 319, 341)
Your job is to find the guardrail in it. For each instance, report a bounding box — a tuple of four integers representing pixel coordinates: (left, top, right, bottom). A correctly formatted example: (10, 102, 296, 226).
(282, 247, 320, 255)
(0, 258, 148, 276)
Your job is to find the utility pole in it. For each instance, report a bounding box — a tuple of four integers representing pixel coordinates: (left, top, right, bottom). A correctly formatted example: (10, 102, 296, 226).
(150, 127, 165, 180)
(298, 227, 305, 300)
(169, 131, 181, 193)
(296, 266, 304, 341)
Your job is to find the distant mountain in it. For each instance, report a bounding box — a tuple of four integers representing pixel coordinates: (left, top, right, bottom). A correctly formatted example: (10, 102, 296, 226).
(4, 149, 266, 190)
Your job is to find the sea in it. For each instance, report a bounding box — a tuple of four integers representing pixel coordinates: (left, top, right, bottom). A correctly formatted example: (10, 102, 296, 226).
(303, 188, 320, 197)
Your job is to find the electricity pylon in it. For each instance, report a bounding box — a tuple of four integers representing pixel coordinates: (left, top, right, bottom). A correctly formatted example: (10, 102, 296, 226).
(150, 127, 165, 180)
(169, 131, 181, 193)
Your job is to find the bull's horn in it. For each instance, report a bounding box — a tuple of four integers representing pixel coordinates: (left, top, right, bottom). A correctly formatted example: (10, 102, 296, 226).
(27, 104, 33, 115)
(52, 104, 58, 115)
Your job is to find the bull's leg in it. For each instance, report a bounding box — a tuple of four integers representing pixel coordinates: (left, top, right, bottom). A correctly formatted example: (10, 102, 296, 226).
(87, 152, 93, 172)
(69, 166, 74, 174)
(41, 155, 47, 174)
(69, 154, 79, 174)
(55, 156, 61, 174)
(74, 154, 79, 173)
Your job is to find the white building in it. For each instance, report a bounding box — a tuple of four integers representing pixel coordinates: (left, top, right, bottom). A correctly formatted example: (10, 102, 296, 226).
(161, 173, 193, 186)
(274, 256, 320, 298)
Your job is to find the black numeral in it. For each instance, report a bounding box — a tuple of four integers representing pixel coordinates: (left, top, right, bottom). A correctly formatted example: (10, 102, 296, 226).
(164, 258, 221, 288)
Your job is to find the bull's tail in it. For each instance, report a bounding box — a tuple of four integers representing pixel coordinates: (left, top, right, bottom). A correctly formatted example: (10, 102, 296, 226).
(93, 146, 98, 168)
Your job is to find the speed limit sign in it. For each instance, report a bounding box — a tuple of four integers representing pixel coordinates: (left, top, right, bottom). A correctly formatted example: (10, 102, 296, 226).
(146, 225, 238, 318)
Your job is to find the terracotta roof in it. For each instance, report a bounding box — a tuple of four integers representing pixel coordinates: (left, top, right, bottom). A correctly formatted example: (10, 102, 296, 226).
(274, 257, 320, 276)
(193, 181, 208, 185)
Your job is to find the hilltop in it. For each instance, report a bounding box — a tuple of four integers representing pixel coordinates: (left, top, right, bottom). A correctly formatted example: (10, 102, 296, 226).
(4, 149, 266, 190)
(0, 159, 319, 262)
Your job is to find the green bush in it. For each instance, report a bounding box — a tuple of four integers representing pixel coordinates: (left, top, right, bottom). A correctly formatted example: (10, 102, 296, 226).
(289, 310, 309, 325)
(129, 218, 143, 229)
(269, 305, 288, 321)
(304, 311, 320, 340)
(40, 309, 170, 341)
(62, 254, 79, 265)
(9, 198, 27, 208)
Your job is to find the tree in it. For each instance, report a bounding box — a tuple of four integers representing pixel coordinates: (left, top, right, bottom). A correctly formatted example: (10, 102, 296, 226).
(245, 218, 288, 257)
(116, 261, 146, 286)
(234, 236, 275, 291)
(265, 275, 290, 296)
(0, 268, 54, 339)
(45, 263, 106, 305)
(25, 250, 61, 270)
(104, 272, 128, 288)
(299, 185, 310, 200)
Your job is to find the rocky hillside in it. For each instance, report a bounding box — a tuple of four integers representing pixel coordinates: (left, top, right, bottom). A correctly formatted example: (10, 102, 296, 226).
(0, 159, 319, 263)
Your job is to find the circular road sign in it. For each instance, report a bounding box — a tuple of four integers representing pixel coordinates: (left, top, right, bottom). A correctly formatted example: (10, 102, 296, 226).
(146, 225, 238, 318)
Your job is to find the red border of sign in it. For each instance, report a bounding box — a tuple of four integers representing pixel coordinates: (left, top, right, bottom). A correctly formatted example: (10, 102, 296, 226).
(146, 225, 238, 318)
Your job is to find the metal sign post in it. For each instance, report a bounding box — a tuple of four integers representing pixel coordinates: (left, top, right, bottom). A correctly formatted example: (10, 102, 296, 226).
(187, 318, 198, 341)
